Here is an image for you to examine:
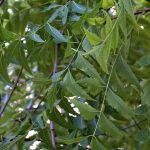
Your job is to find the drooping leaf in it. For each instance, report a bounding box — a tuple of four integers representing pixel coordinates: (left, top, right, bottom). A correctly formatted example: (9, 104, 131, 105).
(141, 80, 150, 106)
(77, 77, 103, 96)
(56, 136, 87, 144)
(0, 26, 18, 41)
(75, 53, 103, 83)
(70, 99, 98, 120)
(15, 41, 31, 74)
(122, 0, 136, 24)
(46, 83, 58, 112)
(135, 104, 149, 115)
(52, 70, 65, 82)
(104, 11, 112, 35)
(115, 55, 140, 89)
(83, 28, 101, 45)
(29, 33, 44, 43)
(98, 113, 124, 138)
(47, 108, 74, 129)
(106, 89, 134, 119)
(62, 6, 68, 25)
(0, 54, 11, 84)
(63, 70, 94, 101)
(91, 137, 108, 150)
(45, 23, 67, 43)
(70, 1, 92, 14)
(39, 127, 53, 150)
(135, 128, 150, 142)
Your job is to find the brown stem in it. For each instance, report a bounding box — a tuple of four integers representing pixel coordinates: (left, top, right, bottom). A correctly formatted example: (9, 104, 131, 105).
(50, 44, 60, 149)
(0, 67, 23, 117)
(134, 7, 150, 15)
(113, 7, 150, 19)
(0, 0, 4, 6)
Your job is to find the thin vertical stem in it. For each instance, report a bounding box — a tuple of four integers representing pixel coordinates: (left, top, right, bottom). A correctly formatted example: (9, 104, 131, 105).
(50, 44, 60, 149)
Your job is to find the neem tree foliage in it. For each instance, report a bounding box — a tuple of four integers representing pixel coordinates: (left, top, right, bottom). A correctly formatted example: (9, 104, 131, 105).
(0, 0, 150, 149)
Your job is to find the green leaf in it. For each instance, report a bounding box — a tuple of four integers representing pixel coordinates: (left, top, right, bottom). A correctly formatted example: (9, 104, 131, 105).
(141, 80, 150, 106)
(43, 4, 60, 12)
(111, 25, 119, 50)
(98, 113, 124, 138)
(75, 53, 103, 83)
(59, 98, 77, 115)
(71, 99, 98, 120)
(95, 42, 111, 73)
(135, 128, 150, 142)
(70, 1, 92, 14)
(39, 127, 53, 150)
(63, 70, 94, 101)
(91, 137, 108, 150)
(0, 54, 11, 84)
(136, 55, 150, 67)
(45, 23, 67, 43)
(122, 0, 136, 24)
(62, 6, 68, 25)
(0, 26, 18, 41)
(104, 11, 112, 35)
(47, 108, 74, 129)
(29, 33, 44, 43)
(83, 28, 101, 45)
(87, 17, 104, 26)
(46, 83, 58, 112)
(135, 105, 149, 115)
(116, 55, 140, 89)
(15, 41, 31, 74)
(77, 77, 103, 96)
(56, 136, 87, 144)
(52, 70, 65, 82)
(72, 10, 88, 34)
(101, 0, 114, 9)
(106, 89, 133, 119)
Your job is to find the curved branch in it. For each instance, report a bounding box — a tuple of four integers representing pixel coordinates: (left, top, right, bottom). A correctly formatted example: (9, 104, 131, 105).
(0, 67, 23, 117)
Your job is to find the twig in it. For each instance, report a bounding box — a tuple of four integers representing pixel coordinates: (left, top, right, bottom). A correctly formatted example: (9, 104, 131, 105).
(0, 67, 23, 117)
(0, 0, 4, 6)
(113, 7, 150, 19)
(132, 118, 141, 130)
(122, 119, 147, 131)
(49, 44, 60, 149)
(134, 8, 150, 15)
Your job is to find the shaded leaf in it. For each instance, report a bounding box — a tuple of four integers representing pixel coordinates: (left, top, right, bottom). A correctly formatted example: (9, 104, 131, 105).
(45, 23, 67, 43)
(98, 113, 124, 138)
(83, 28, 101, 45)
(29, 33, 44, 43)
(56, 136, 87, 144)
(136, 128, 150, 142)
(75, 53, 103, 83)
(106, 89, 133, 119)
(71, 1, 92, 14)
(91, 137, 107, 150)
(71, 99, 98, 120)
(63, 70, 94, 101)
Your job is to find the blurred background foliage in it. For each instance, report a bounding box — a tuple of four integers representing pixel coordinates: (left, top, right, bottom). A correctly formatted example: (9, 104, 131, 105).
(0, 0, 150, 149)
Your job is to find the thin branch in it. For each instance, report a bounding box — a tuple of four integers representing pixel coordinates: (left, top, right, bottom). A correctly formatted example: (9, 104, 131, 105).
(132, 118, 141, 130)
(49, 44, 60, 149)
(122, 119, 147, 131)
(134, 7, 150, 15)
(113, 7, 150, 19)
(0, 67, 23, 117)
(0, 0, 4, 6)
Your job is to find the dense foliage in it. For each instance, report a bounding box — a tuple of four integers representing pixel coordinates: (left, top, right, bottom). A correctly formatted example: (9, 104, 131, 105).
(0, 0, 150, 149)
